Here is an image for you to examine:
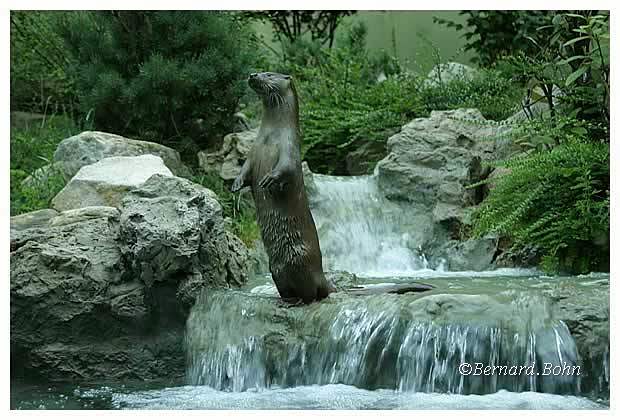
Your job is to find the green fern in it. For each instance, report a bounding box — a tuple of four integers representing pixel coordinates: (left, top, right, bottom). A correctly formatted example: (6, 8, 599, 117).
(472, 139, 609, 273)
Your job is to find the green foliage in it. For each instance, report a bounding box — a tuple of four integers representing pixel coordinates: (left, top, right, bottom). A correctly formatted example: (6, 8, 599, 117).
(10, 115, 78, 215)
(419, 69, 522, 121)
(434, 11, 554, 66)
(473, 139, 609, 274)
(498, 12, 609, 129)
(10, 11, 76, 114)
(189, 171, 260, 247)
(279, 23, 424, 174)
(58, 11, 258, 159)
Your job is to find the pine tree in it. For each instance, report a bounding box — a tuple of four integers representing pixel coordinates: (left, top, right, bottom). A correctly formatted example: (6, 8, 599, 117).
(59, 11, 257, 157)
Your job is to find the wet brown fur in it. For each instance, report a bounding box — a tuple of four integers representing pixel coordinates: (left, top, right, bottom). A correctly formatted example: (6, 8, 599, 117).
(232, 72, 331, 304)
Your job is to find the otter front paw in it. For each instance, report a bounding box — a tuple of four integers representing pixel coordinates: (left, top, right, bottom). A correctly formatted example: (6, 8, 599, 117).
(231, 176, 244, 192)
(259, 171, 285, 192)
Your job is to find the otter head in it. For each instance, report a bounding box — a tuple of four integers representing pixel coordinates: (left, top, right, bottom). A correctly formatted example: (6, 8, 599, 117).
(248, 72, 295, 109)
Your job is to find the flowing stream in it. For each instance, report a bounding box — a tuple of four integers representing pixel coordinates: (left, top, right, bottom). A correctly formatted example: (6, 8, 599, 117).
(11, 174, 608, 410)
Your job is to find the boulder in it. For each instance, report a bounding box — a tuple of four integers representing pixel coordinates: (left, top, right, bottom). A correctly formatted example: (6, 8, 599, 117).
(10, 209, 58, 231)
(11, 176, 252, 381)
(506, 85, 564, 123)
(345, 139, 387, 175)
(423, 62, 478, 88)
(53, 131, 190, 179)
(197, 128, 258, 180)
(437, 237, 499, 271)
(11, 208, 129, 352)
(119, 174, 251, 305)
(51, 154, 173, 211)
(547, 276, 610, 397)
(375, 109, 511, 207)
(373, 109, 522, 267)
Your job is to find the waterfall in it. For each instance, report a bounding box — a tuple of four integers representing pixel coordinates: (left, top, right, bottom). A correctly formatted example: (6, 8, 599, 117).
(186, 290, 581, 395)
(183, 174, 592, 400)
(309, 174, 432, 276)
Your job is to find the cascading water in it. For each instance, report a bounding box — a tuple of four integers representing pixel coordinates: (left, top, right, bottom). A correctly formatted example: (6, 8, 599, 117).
(181, 174, 603, 408)
(186, 289, 581, 395)
(309, 174, 432, 276)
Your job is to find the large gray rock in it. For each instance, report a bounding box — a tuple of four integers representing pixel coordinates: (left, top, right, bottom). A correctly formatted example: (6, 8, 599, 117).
(198, 128, 258, 180)
(373, 109, 521, 268)
(11, 177, 252, 381)
(119, 174, 251, 305)
(376, 109, 512, 207)
(51, 154, 173, 211)
(53, 131, 190, 179)
(547, 276, 610, 397)
(437, 237, 499, 271)
(10, 209, 58, 231)
(10, 208, 129, 351)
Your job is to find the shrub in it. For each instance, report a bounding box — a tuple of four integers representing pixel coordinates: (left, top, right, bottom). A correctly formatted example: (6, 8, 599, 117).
(10, 115, 78, 215)
(419, 68, 522, 121)
(281, 23, 424, 174)
(472, 138, 609, 274)
(10, 11, 76, 114)
(58, 11, 258, 160)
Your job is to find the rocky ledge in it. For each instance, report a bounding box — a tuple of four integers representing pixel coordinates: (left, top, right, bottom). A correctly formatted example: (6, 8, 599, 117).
(11, 174, 251, 382)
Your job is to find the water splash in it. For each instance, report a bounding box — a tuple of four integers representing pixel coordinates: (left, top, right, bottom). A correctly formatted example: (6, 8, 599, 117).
(186, 290, 581, 395)
(310, 174, 430, 276)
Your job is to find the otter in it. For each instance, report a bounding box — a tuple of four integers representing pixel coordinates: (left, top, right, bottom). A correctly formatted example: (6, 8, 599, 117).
(231, 72, 331, 304)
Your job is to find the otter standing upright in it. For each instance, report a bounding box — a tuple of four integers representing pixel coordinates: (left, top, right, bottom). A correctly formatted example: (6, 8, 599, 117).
(232, 72, 331, 303)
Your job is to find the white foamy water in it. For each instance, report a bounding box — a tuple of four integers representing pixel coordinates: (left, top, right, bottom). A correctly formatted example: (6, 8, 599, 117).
(310, 174, 428, 275)
(108, 384, 604, 410)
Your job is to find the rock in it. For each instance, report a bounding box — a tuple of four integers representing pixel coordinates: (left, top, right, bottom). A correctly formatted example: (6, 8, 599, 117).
(375, 109, 513, 214)
(119, 174, 251, 305)
(547, 276, 610, 397)
(48, 206, 121, 227)
(506, 85, 564, 123)
(51, 154, 173, 211)
(10, 209, 58, 231)
(10, 210, 128, 352)
(233, 112, 252, 132)
(438, 237, 499, 271)
(197, 128, 258, 179)
(373, 109, 522, 268)
(11, 176, 252, 381)
(345, 139, 387, 175)
(29, 333, 185, 382)
(53, 131, 190, 179)
(423, 62, 478, 88)
(187, 288, 585, 394)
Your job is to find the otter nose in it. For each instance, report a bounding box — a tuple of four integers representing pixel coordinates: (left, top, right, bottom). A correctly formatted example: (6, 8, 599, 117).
(249, 73, 258, 79)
